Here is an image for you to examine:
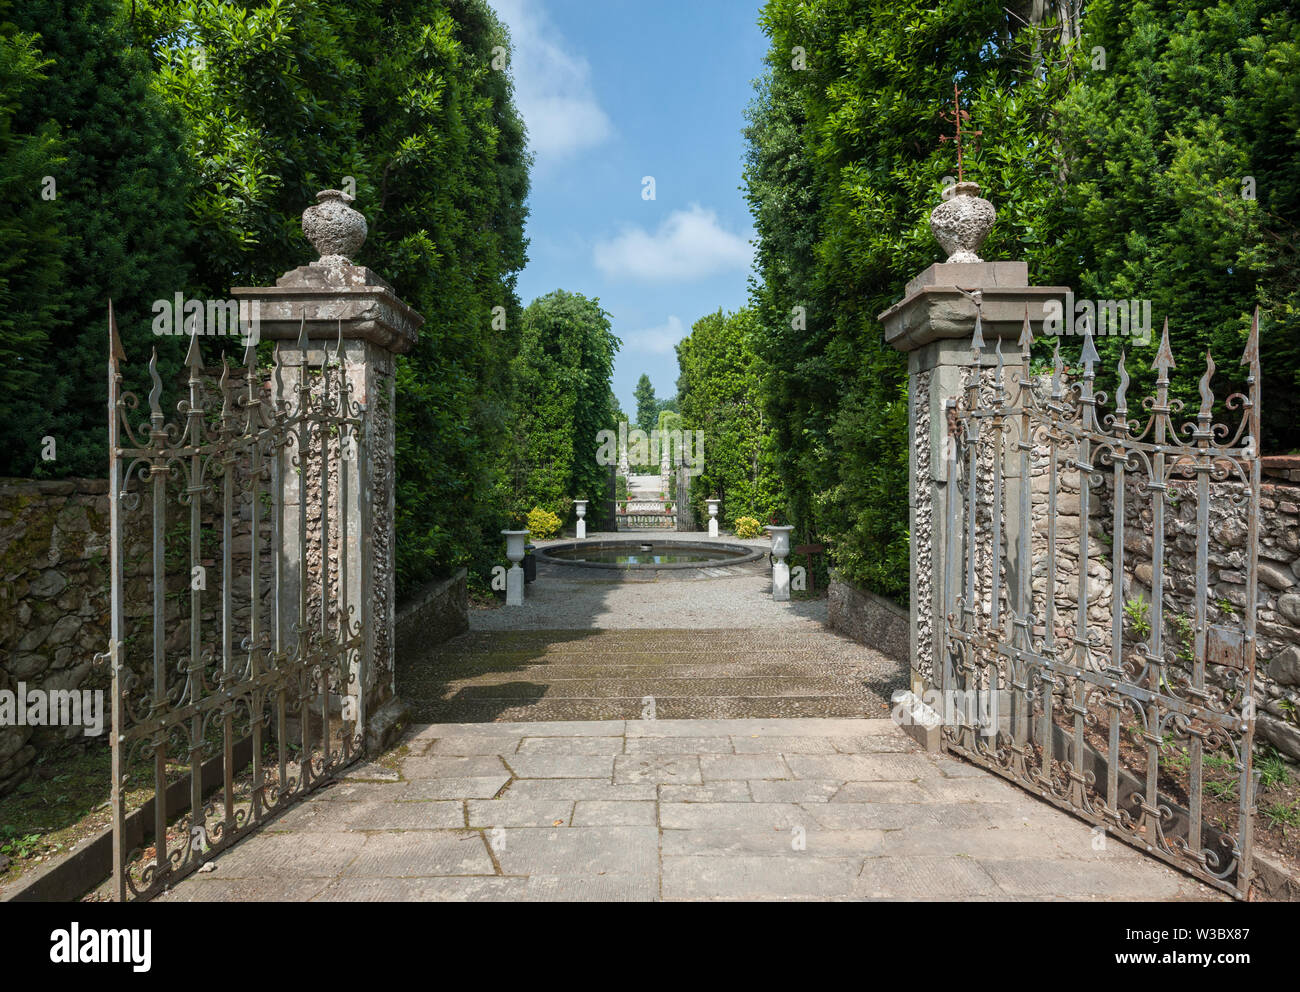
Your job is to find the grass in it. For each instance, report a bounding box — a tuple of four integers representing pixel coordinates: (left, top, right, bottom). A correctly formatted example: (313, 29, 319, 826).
(1260, 800, 1300, 830)
(0, 739, 148, 889)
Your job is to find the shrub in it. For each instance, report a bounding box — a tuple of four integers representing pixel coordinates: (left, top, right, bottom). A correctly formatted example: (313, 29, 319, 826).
(525, 507, 562, 540)
(734, 516, 763, 539)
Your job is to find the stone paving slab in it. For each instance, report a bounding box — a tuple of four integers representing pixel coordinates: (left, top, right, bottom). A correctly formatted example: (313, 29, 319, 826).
(158, 718, 1224, 903)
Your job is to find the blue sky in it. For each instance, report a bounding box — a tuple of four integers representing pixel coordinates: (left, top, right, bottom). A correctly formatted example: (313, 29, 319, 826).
(489, 0, 769, 415)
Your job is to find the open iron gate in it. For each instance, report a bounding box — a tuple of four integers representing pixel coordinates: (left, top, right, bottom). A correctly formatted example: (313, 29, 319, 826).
(941, 309, 1261, 898)
(106, 308, 365, 900)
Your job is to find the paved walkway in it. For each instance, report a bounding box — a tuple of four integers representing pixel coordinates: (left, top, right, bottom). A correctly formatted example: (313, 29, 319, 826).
(159, 533, 1219, 901)
(396, 532, 904, 722)
(160, 718, 1218, 901)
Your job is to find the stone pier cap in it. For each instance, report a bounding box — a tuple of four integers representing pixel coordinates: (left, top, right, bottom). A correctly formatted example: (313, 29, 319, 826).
(232, 263, 422, 354)
(878, 261, 1068, 352)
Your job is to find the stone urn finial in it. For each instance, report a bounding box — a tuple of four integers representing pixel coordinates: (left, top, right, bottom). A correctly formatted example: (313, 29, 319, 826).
(929, 181, 996, 264)
(302, 189, 367, 266)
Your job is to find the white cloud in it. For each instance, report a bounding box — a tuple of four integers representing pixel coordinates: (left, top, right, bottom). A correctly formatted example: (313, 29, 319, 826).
(594, 205, 755, 283)
(490, 0, 613, 160)
(622, 315, 687, 355)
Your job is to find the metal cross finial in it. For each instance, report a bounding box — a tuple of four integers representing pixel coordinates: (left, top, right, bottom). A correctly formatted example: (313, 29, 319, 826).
(939, 82, 982, 183)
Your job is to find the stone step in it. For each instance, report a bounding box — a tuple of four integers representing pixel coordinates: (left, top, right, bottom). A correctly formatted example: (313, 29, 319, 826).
(423, 675, 873, 700)
(397, 626, 896, 724)
(421, 660, 872, 680)
(408, 695, 881, 723)
(427, 629, 856, 652)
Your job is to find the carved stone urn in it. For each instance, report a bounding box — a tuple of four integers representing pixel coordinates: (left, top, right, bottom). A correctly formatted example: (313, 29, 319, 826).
(765, 525, 794, 602)
(501, 530, 529, 607)
(302, 189, 368, 266)
(705, 499, 721, 539)
(929, 181, 995, 263)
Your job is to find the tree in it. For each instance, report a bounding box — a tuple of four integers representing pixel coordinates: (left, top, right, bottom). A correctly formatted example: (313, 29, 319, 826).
(0, 12, 63, 472)
(675, 309, 783, 528)
(134, 0, 532, 594)
(633, 373, 659, 434)
(2, 0, 194, 478)
(507, 290, 619, 520)
(1055, 0, 1299, 451)
(746, 0, 1071, 601)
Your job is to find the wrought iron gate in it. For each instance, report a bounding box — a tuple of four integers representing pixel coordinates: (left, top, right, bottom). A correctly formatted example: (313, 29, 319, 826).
(941, 309, 1261, 898)
(106, 308, 366, 900)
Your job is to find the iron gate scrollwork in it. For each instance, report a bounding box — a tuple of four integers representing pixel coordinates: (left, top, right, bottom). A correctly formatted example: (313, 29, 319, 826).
(942, 307, 1261, 898)
(106, 306, 366, 900)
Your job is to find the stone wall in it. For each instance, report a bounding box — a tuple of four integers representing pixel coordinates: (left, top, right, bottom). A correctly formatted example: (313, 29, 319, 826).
(1022, 452, 1300, 762)
(0, 455, 277, 796)
(827, 577, 910, 662)
(0, 480, 115, 794)
(394, 569, 468, 663)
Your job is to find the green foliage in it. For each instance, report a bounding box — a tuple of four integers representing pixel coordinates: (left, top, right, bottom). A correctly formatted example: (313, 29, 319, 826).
(0, 0, 194, 478)
(676, 308, 784, 530)
(745, 0, 1064, 602)
(633, 373, 659, 434)
(1255, 745, 1293, 790)
(0, 12, 62, 471)
(1260, 799, 1300, 829)
(507, 290, 619, 522)
(131, 0, 531, 596)
(524, 507, 562, 540)
(733, 516, 763, 539)
(743, 0, 1299, 605)
(1124, 595, 1152, 638)
(1055, 0, 1300, 452)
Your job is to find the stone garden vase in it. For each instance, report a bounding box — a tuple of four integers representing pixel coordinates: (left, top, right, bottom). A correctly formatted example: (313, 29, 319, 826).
(302, 189, 368, 265)
(929, 181, 996, 264)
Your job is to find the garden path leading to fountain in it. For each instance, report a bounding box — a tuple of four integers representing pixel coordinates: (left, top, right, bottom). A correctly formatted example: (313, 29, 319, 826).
(397, 531, 903, 723)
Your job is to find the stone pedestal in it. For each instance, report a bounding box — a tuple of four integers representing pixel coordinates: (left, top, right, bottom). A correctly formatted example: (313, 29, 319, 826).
(706, 500, 720, 539)
(232, 192, 422, 752)
(766, 525, 794, 603)
(502, 531, 528, 607)
(574, 501, 588, 540)
(878, 261, 1066, 694)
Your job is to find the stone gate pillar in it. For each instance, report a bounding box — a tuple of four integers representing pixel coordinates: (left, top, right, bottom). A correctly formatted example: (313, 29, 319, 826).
(233, 190, 422, 752)
(877, 185, 1066, 708)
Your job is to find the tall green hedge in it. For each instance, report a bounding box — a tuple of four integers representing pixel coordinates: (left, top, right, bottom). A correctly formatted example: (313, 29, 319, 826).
(675, 308, 784, 530)
(131, 0, 531, 595)
(507, 290, 620, 524)
(743, 0, 1299, 604)
(0, 0, 194, 478)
